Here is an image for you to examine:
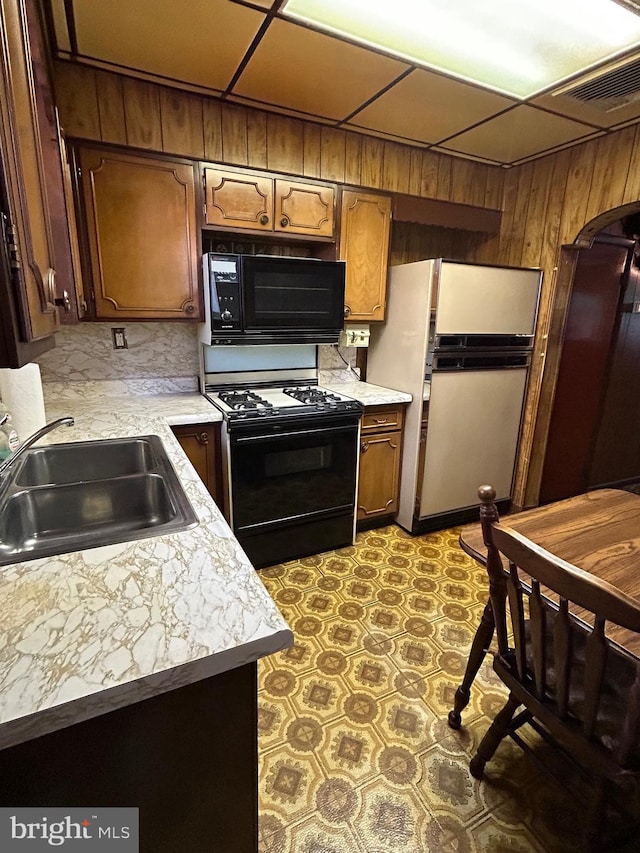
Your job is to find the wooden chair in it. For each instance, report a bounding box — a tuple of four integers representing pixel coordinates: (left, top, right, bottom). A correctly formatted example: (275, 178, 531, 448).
(470, 513, 640, 849)
(448, 485, 503, 729)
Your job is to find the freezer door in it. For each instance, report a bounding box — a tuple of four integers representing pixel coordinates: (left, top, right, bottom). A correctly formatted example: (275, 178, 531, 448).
(435, 263, 541, 336)
(419, 367, 528, 518)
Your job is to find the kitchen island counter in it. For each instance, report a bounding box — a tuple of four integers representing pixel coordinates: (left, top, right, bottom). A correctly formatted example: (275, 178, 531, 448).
(0, 380, 292, 752)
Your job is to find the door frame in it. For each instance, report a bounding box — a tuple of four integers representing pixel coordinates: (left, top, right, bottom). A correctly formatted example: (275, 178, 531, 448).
(525, 201, 640, 507)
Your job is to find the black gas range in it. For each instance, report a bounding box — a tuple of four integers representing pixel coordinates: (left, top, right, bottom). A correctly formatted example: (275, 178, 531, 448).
(204, 379, 363, 569)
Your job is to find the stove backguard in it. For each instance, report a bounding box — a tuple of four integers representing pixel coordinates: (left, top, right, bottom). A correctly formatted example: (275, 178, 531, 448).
(201, 343, 318, 391)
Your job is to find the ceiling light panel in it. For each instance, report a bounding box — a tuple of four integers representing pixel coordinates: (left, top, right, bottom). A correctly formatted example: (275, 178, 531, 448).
(282, 0, 640, 98)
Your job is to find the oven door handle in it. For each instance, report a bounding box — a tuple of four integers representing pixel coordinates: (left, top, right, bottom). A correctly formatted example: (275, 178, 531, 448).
(233, 424, 358, 443)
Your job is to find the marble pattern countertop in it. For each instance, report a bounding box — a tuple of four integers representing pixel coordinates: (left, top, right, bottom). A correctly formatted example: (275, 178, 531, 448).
(322, 378, 412, 406)
(0, 381, 292, 751)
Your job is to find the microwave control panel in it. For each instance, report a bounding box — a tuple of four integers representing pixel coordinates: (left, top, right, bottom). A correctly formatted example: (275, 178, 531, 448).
(208, 254, 241, 329)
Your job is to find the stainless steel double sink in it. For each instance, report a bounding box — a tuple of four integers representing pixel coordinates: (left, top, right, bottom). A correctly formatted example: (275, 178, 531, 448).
(0, 435, 198, 566)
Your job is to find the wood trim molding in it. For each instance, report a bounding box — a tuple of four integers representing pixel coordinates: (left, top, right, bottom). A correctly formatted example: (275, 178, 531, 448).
(393, 194, 501, 234)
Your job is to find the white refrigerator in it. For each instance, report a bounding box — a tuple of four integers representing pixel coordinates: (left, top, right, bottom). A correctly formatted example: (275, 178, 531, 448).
(367, 259, 542, 533)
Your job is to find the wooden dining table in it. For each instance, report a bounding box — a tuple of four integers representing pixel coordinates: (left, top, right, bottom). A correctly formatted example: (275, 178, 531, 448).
(448, 487, 640, 729)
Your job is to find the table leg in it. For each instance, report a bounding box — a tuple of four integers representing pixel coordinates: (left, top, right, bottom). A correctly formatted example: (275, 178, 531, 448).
(447, 599, 495, 729)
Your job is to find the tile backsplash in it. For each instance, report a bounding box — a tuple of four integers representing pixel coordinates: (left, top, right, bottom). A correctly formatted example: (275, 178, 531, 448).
(36, 322, 359, 384)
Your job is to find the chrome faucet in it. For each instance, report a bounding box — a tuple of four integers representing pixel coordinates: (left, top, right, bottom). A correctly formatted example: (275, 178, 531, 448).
(0, 416, 75, 478)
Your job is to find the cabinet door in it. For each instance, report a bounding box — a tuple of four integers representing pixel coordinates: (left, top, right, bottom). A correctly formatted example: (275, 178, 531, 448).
(171, 422, 223, 509)
(80, 148, 200, 319)
(340, 191, 391, 322)
(357, 429, 402, 522)
(0, 0, 58, 345)
(204, 167, 273, 231)
(274, 179, 334, 238)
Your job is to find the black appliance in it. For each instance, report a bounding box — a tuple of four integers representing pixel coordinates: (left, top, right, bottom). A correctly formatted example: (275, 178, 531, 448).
(205, 379, 362, 569)
(202, 253, 346, 345)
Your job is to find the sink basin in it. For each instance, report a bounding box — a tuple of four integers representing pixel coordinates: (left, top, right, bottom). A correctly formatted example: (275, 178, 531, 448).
(0, 436, 198, 565)
(15, 437, 157, 486)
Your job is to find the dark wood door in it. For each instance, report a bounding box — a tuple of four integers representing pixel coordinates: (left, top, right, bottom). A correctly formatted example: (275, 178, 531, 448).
(588, 259, 640, 487)
(539, 240, 630, 503)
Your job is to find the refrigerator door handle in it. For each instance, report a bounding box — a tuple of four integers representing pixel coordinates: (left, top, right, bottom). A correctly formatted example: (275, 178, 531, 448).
(432, 351, 532, 371)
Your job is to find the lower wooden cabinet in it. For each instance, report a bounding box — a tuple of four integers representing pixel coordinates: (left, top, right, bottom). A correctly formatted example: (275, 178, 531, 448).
(357, 404, 405, 527)
(0, 663, 259, 853)
(171, 422, 223, 508)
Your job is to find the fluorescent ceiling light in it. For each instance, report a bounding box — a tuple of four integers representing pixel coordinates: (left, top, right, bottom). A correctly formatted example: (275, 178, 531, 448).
(282, 0, 640, 98)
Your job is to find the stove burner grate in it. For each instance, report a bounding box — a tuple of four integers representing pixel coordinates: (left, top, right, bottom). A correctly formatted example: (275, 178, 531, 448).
(218, 389, 272, 411)
(282, 386, 342, 404)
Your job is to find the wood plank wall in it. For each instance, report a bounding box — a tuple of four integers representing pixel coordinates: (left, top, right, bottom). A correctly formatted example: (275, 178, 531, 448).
(495, 126, 640, 507)
(56, 60, 640, 508)
(53, 62, 503, 218)
(390, 222, 492, 266)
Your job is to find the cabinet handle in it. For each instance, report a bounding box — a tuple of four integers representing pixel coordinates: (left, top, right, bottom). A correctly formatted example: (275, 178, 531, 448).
(259, 214, 269, 225)
(198, 432, 209, 444)
(344, 305, 351, 318)
(372, 417, 388, 424)
(44, 268, 56, 306)
(280, 216, 289, 227)
(360, 441, 369, 453)
(185, 303, 195, 314)
(54, 289, 71, 314)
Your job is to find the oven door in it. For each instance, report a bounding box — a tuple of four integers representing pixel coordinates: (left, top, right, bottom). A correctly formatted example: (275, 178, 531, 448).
(228, 414, 359, 567)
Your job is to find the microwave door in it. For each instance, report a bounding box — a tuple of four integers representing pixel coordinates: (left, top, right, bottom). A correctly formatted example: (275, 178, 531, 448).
(241, 255, 345, 334)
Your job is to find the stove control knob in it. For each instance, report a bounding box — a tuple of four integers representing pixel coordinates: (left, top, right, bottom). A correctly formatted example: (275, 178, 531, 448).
(221, 309, 233, 322)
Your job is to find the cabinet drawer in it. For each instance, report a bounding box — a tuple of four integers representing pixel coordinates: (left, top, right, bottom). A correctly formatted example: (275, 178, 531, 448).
(361, 406, 404, 433)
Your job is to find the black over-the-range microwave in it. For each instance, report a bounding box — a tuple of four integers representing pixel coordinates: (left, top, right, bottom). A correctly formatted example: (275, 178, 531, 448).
(202, 253, 346, 345)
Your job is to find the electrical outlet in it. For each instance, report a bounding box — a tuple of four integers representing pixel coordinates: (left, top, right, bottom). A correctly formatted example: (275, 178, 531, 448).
(111, 327, 128, 349)
(340, 324, 370, 347)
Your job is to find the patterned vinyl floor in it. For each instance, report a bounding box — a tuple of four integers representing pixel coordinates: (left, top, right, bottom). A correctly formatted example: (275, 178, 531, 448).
(256, 524, 634, 853)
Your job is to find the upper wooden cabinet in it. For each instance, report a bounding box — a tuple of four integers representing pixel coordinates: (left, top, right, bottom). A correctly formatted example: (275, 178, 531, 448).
(204, 166, 335, 239)
(0, 0, 60, 365)
(339, 190, 392, 322)
(78, 146, 201, 320)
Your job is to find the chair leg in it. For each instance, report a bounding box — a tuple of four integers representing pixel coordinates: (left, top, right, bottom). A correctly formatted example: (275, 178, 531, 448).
(470, 693, 520, 779)
(448, 599, 495, 730)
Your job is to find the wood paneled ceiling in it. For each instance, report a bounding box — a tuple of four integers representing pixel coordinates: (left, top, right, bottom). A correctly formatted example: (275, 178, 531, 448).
(47, 0, 640, 167)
